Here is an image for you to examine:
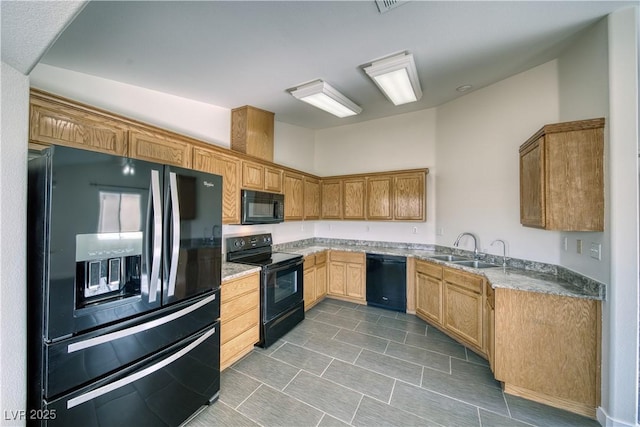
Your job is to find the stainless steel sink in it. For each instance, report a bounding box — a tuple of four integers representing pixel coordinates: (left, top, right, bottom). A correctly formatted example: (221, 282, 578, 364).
(452, 260, 499, 269)
(429, 255, 470, 262)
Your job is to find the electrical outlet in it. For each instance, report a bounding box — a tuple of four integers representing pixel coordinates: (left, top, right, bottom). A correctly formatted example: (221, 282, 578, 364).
(563, 237, 568, 251)
(412, 227, 418, 234)
(590, 242, 602, 260)
(437, 227, 444, 236)
(577, 239, 583, 254)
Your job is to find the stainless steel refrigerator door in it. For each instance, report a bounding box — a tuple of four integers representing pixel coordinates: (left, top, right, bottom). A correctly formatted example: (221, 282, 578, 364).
(162, 166, 222, 306)
(34, 146, 165, 341)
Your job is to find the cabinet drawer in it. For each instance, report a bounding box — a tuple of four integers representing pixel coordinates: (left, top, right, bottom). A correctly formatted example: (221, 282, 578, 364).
(416, 260, 443, 280)
(221, 305, 259, 344)
(221, 324, 260, 368)
(221, 289, 259, 321)
(221, 273, 260, 302)
(443, 268, 483, 294)
(330, 251, 364, 264)
(315, 251, 327, 265)
(304, 255, 315, 270)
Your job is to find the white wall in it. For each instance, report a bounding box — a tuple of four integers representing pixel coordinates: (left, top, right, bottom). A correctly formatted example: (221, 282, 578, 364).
(599, 7, 639, 427)
(314, 109, 437, 244)
(274, 121, 316, 173)
(435, 61, 561, 262)
(557, 18, 610, 284)
(30, 63, 231, 147)
(0, 61, 29, 426)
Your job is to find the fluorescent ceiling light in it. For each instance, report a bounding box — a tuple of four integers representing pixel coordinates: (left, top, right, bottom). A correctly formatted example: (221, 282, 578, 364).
(363, 52, 422, 105)
(290, 80, 362, 118)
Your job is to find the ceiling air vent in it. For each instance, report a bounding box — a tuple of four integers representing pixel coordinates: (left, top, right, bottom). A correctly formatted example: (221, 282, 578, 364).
(375, 0, 408, 13)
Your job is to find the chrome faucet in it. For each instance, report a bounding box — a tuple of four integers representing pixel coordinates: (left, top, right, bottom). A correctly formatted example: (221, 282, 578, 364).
(454, 232, 478, 258)
(491, 239, 507, 267)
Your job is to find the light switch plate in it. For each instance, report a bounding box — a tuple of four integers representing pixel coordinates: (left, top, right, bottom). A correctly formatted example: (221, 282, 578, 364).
(577, 239, 583, 254)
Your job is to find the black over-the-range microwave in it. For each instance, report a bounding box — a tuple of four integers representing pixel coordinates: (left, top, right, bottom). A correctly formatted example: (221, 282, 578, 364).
(241, 189, 285, 224)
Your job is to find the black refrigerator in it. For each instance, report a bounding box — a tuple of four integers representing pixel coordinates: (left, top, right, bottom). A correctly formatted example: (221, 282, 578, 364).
(27, 145, 222, 426)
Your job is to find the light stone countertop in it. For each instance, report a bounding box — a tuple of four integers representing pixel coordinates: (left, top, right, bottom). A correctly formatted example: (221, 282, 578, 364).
(221, 262, 261, 282)
(279, 243, 603, 301)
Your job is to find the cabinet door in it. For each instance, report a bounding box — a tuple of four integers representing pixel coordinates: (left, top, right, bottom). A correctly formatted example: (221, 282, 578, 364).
(193, 147, 241, 224)
(343, 178, 366, 220)
(328, 261, 346, 296)
(29, 101, 128, 156)
(346, 263, 365, 299)
(264, 166, 283, 193)
(242, 160, 265, 190)
(519, 137, 545, 228)
(443, 281, 483, 349)
(303, 266, 316, 311)
(394, 172, 425, 221)
(367, 176, 393, 220)
(283, 172, 304, 220)
(129, 130, 192, 167)
(304, 176, 321, 220)
(416, 271, 443, 326)
(316, 263, 327, 300)
(321, 179, 343, 219)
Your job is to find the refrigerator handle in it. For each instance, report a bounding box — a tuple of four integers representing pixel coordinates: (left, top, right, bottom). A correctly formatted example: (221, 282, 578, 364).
(167, 172, 181, 297)
(149, 170, 162, 303)
(66, 325, 216, 409)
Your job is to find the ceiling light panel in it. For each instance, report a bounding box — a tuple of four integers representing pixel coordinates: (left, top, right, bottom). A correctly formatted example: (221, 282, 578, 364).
(290, 80, 362, 118)
(364, 52, 422, 106)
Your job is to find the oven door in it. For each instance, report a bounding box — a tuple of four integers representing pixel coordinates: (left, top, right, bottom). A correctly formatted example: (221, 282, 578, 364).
(263, 258, 303, 321)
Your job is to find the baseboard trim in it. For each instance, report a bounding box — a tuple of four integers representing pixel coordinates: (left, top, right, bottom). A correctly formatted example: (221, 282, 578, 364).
(596, 406, 637, 427)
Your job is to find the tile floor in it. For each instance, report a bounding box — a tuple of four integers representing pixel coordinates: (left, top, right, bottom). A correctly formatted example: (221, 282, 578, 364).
(186, 298, 600, 427)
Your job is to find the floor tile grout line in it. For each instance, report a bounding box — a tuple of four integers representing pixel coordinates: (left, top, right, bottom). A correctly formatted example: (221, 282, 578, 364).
(477, 406, 483, 427)
(254, 380, 335, 425)
(349, 394, 365, 426)
(388, 379, 397, 405)
(233, 382, 265, 411)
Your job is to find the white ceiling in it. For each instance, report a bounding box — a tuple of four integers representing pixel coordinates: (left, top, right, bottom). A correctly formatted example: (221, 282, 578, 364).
(4, 1, 636, 129)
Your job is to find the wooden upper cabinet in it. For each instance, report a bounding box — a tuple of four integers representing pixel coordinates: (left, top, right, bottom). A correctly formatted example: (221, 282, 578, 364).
(264, 166, 283, 193)
(304, 176, 321, 220)
(241, 160, 265, 190)
(193, 147, 241, 224)
(129, 129, 192, 167)
(29, 93, 128, 156)
(283, 171, 304, 220)
(343, 178, 366, 220)
(231, 106, 274, 162)
(519, 118, 604, 231)
(394, 172, 426, 221)
(321, 179, 343, 219)
(367, 175, 393, 220)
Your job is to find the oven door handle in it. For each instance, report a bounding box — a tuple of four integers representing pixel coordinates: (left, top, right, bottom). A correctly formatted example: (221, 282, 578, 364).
(265, 258, 303, 274)
(66, 326, 217, 409)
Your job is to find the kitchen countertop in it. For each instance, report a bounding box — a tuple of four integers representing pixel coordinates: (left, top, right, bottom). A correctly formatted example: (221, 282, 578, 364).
(221, 262, 261, 282)
(277, 243, 604, 301)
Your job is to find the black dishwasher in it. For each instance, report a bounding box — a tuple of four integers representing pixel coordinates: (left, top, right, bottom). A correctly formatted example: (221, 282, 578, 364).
(366, 253, 407, 312)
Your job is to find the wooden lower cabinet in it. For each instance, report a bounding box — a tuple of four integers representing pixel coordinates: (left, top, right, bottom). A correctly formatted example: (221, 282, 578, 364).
(443, 268, 484, 351)
(494, 288, 601, 418)
(220, 272, 260, 370)
(484, 282, 495, 370)
(327, 251, 365, 303)
(415, 260, 444, 326)
(303, 251, 328, 310)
